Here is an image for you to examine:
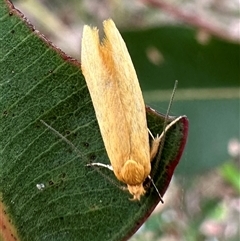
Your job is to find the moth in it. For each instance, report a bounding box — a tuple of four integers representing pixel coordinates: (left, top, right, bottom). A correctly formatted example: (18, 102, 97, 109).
(81, 19, 180, 201)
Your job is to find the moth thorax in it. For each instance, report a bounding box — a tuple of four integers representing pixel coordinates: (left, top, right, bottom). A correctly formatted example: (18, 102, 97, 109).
(121, 159, 146, 185)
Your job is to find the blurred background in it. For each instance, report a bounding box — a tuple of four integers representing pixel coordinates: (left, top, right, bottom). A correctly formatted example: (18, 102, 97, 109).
(11, 0, 239, 240)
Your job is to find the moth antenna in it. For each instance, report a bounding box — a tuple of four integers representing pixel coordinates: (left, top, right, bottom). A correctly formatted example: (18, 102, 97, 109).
(153, 80, 178, 175)
(148, 80, 178, 201)
(40, 120, 123, 191)
(148, 175, 164, 203)
(40, 120, 83, 157)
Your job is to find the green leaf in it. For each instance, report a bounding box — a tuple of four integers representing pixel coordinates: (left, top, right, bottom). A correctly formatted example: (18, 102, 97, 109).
(0, 1, 187, 241)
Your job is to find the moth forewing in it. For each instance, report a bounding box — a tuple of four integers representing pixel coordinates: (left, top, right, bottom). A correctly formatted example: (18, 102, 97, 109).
(81, 19, 150, 200)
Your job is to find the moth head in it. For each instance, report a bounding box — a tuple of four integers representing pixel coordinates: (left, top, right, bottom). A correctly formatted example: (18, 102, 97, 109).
(120, 159, 149, 200)
(127, 184, 146, 201)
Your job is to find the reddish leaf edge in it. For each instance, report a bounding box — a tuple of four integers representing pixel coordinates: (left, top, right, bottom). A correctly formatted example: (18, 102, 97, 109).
(5, 0, 80, 68)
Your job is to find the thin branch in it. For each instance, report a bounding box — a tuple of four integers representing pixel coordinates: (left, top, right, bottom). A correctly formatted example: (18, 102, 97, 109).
(141, 0, 239, 43)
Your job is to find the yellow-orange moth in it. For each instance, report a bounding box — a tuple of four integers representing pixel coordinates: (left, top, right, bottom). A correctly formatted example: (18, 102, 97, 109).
(81, 19, 163, 201)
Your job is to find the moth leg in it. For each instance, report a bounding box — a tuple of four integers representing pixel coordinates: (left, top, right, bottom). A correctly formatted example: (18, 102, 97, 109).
(148, 128, 155, 140)
(86, 162, 113, 171)
(149, 116, 183, 161)
(149, 131, 161, 161)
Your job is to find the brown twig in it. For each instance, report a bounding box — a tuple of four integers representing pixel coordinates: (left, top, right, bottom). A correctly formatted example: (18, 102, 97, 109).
(141, 0, 240, 43)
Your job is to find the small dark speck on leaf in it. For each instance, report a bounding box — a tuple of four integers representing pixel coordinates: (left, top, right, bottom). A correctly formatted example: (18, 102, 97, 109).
(59, 172, 66, 178)
(35, 122, 41, 128)
(49, 180, 54, 186)
(3, 110, 8, 116)
(65, 130, 71, 135)
(83, 142, 89, 148)
(50, 115, 57, 121)
(90, 154, 96, 160)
